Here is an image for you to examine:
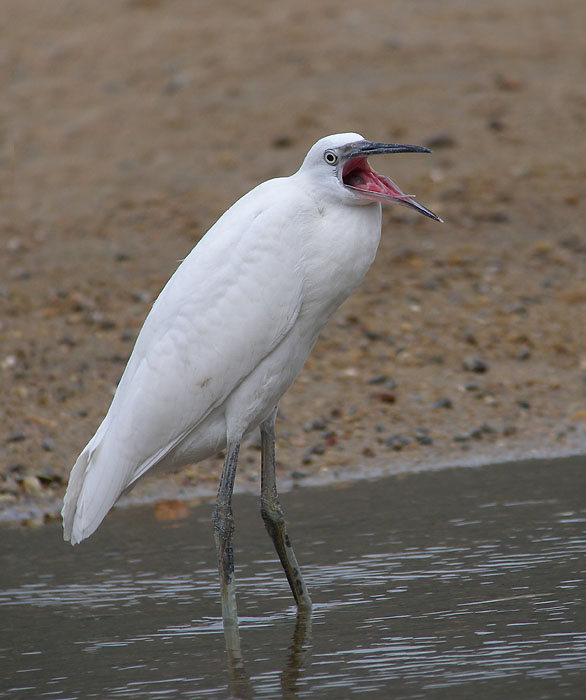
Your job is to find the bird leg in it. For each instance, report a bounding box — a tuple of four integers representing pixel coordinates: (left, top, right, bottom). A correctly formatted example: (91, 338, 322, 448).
(260, 411, 312, 610)
(213, 441, 241, 625)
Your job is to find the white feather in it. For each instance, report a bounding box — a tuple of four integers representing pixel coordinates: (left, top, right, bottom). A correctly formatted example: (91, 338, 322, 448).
(62, 132, 422, 544)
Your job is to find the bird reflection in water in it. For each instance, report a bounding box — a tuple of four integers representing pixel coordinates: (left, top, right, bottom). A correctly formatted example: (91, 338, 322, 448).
(223, 610, 312, 700)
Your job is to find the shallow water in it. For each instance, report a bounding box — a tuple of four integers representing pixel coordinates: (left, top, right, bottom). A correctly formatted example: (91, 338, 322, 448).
(1, 456, 585, 699)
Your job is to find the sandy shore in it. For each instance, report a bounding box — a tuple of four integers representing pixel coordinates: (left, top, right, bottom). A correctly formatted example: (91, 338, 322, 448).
(2, 0, 585, 525)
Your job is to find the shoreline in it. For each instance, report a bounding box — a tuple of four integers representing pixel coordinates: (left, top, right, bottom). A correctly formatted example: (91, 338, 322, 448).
(2, 441, 583, 528)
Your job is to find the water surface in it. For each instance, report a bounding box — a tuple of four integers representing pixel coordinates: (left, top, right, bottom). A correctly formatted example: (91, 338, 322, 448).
(1, 456, 585, 698)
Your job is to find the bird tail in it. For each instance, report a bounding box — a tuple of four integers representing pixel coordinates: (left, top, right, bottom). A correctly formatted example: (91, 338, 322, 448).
(62, 421, 119, 545)
(62, 444, 93, 544)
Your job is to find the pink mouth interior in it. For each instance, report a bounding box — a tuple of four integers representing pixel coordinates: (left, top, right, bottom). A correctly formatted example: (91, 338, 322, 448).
(342, 157, 413, 201)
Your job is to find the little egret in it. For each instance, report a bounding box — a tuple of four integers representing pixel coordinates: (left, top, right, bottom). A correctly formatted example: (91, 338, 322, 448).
(62, 133, 441, 620)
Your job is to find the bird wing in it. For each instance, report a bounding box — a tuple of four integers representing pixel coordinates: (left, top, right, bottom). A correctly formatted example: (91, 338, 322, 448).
(64, 180, 308, 542)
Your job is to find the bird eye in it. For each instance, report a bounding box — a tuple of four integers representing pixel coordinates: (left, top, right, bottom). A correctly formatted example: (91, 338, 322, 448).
(324, 150, 338, 165)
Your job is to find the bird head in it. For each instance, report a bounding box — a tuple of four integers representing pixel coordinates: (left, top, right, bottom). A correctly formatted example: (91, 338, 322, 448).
(298, 132, 442, 222)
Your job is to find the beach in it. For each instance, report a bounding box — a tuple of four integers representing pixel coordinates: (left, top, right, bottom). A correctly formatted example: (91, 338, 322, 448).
(2, 0, 585, 522)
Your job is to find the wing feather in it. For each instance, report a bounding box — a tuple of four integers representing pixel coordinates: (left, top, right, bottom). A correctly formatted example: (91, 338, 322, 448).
(63, 180, 307, 542)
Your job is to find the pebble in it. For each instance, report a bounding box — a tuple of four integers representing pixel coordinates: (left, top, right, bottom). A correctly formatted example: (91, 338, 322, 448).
(433, 397, 453, 410)
(414, 427, 433, 445)
(364, 331, 382, 341)
(385, 434, 411, 451)
(272, 135, 294, 149)
(368, 374, 389, 385)
(303, 419, 327, 432)
(453, 423, 498, 442)
(462, 356, 489, 373)
(301, 441, 327, 462)
(310, 442, 327, 455)
(22, 475, 43, 496)
(423, 132, 457, 149)
(291, 471, 308, 480)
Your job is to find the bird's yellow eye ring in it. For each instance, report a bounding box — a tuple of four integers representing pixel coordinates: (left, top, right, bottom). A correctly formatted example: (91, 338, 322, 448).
(324, 150, 338, 165)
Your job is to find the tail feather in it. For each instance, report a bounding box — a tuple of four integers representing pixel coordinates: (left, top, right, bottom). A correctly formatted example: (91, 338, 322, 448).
(62, 444, 94, 544)
(62, 419, 122, 545)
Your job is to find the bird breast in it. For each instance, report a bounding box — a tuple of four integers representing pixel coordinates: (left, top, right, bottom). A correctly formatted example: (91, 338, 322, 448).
(297, 198, 382, 328)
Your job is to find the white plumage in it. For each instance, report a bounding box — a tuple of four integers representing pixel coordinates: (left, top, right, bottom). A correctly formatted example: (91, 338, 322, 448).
(62, 132, 439, 611)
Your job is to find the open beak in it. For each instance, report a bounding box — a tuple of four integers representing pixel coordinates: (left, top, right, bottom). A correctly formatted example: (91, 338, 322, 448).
(342, 140, 442, 222)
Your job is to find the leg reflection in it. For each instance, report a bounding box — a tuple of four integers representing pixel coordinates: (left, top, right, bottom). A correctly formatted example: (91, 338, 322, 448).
(221, 609, 313, 700)
(223, 615, 254, 700)
(281, 609, 313, 698)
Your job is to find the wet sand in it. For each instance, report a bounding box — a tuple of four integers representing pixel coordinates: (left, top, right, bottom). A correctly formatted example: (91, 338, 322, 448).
(2, 0, 586, 521)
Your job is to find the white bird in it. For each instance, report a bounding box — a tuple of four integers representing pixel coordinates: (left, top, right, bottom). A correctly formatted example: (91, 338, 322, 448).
(62, 132, 440, 620)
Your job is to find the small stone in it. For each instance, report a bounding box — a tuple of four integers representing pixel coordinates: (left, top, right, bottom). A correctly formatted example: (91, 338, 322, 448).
(385, 434, 411, 451)
(462, 356, 489, 373)
(518, 400, 531, 409)
(503, 424, 517, 436)
(11, 268, 31, 280)
(272, 135, 294, 149)
(291, 471, 308, 480)
(364, 331, 382, 341)
(59, 336, 77, 347)
(494, 73, 525, 91)
(323, 431, 337, 446)
(7, 433, 27, 443)
(424, 132, 457, 149)
(414, 427, 433, 445)
(488, 118, 505, 132)
(41, 439, 54, 452)
(368, 374, 389, 385)
(22, 475, 43, 496)
(378, 392, 396, 404)
(433, 397, 453, 409)
(131, 290, 153, 304)
(485, 211, 510, 224)
(310, 442, 326, 455)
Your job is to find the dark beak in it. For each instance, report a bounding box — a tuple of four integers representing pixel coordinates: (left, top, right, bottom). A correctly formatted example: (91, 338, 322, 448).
(345, 141, 432, 158)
